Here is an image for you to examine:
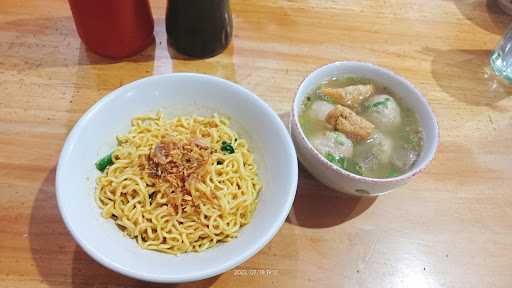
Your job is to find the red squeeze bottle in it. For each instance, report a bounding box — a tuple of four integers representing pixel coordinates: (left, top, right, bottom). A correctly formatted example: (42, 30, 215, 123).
(68, 0, 154, 58)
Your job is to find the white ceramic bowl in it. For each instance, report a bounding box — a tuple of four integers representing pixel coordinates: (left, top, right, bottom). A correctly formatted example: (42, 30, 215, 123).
(56, 73, 298, 283)
(291, 62, 439, 196)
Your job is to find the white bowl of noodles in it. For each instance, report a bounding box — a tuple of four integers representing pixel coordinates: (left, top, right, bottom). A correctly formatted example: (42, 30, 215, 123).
(56, 73, 298, 283)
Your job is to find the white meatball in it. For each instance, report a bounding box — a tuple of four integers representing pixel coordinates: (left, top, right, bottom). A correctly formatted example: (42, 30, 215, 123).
(391, 148, 418, 172)
(363, 95, 401, 131)
(311, 131, 353, 158)
(354, 131, 394, 170)
(367, 131, 393, 163)
(307, 101, 335, 122)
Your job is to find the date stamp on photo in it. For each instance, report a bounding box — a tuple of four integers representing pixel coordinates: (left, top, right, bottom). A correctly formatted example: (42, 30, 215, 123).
(233, 268, 279, 277)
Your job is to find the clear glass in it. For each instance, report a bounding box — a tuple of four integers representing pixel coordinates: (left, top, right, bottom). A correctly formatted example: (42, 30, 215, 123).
(491, 25, 512, 83)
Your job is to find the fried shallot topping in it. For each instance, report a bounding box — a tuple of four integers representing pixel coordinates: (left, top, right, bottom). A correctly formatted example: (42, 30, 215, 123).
(146, 138, 211, 202)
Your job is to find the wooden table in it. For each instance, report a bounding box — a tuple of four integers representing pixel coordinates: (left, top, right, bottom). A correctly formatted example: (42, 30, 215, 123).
(1, 0, 511, 287)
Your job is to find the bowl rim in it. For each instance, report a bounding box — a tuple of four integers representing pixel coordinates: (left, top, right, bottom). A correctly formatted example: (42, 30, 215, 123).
(291, 61, 439, 185)
(56, 73, 298, 283)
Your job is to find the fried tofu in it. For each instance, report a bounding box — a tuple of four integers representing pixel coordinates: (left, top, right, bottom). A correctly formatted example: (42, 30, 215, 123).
(321, 84, 375, 110)
(325, 105, 374, 141)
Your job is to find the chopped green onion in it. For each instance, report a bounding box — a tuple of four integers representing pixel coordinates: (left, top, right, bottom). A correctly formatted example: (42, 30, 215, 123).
(220, 141, 235, 154)
(95, 152, 113, 172)
(336, 156, 348, 169)
(407, 135, 419, 146)
(387, 169, 400, 178)
(325, 152, 337, 164)
(366, 97, 391, 111)
(324, 152, 364, 176)
(354, 163, 365, 176)
(340, 158, 363, 176)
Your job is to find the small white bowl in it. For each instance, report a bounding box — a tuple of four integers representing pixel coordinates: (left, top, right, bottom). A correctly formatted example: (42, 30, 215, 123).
(56, 73, 298, 283)
(290, 62, 439, 196)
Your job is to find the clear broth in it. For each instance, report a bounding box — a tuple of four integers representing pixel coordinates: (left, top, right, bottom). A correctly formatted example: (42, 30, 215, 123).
(300, 76, 423, 178)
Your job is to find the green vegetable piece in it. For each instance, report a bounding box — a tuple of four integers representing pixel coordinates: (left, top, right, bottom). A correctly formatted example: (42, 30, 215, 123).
(407, 135, 419, 147)
(325, 152, 364, 176)
(220, 141, 235, 154)
(325, 152, 337, 164)
(353, 163, 365, 176)
(336, 156, 348, 169)
(366, 97, 391, 111)
(387, 169, 400, 178)
(95, 152, 113, 172)
(343, 159, 364, 176)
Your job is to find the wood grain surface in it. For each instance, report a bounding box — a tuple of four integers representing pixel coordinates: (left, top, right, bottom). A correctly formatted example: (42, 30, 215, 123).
(1, 0, 511, 287)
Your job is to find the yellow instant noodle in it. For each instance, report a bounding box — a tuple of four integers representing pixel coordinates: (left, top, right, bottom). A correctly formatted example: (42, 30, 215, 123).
(95, 113, 262, 255)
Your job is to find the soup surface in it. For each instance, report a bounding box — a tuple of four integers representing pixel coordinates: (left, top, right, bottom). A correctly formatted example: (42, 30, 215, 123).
(300, 76, 423, 178)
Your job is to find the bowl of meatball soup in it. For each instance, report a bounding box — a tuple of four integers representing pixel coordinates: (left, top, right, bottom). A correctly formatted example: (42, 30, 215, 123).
(290, 61, 439, 196)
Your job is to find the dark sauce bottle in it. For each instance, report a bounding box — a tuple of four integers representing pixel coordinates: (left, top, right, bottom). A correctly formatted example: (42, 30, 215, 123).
(166, 0, 233, 59)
